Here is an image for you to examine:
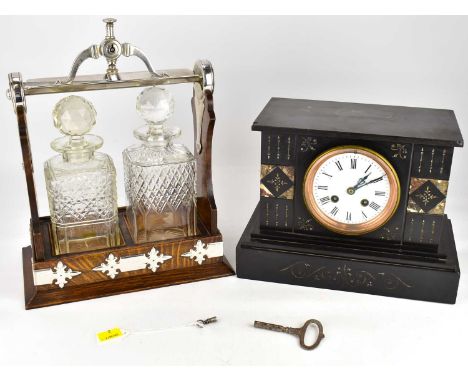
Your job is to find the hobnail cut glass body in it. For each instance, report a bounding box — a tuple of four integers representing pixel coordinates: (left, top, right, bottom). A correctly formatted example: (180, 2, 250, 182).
(45, 152, 120, 255)
(123, 142, 196, 243)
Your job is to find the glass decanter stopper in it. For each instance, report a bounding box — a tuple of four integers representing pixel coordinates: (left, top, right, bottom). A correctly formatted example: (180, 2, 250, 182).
(44, 95, 120, 255)
(123, 86, 196, 243)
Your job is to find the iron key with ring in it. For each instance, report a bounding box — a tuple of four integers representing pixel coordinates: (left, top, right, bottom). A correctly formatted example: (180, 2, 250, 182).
(254, 319, 325, 350)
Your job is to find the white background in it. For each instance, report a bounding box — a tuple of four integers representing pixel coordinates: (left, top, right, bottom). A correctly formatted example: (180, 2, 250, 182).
(1, 16, 467, 371)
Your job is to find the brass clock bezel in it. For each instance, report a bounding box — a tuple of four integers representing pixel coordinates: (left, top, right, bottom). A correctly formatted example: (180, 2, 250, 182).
(303, 145, 401, 236)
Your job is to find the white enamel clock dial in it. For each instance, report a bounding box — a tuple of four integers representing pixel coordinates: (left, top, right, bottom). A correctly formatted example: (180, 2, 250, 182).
(303, 146, 400, 235)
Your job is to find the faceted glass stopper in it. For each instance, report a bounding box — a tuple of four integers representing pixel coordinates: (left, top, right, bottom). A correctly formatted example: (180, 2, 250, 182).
(51, 95, 102, 155)
(136, 86, 174, 125)
(53, 95, 97, 136)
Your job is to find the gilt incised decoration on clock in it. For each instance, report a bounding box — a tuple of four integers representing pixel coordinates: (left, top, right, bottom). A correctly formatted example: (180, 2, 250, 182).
(390, 143, 408, 159)
(296, 216, 315, 232)
(280, 262, 413, 291)
(300, 137, 318, 152)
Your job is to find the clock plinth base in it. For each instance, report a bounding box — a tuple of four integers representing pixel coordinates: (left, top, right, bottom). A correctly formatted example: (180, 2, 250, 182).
(236, 204, 460, 304)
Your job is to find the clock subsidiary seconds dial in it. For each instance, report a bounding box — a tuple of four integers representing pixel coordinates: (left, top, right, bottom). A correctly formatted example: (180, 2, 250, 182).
(303, 146, 401, 235)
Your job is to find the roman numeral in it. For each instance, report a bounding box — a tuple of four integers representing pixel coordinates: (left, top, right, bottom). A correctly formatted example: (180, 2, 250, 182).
(365, 164, 371, 173)
(320, 196, 331, 205)
(322, 172, 333, 178)
(346, 211, 352, 221)
(370, 202, 380, 211)
(335, 161, 343, 171)
(375, 191, 386, 196)
(330, 206, 339, 216)
(350, 158, 357, 169)
(362, 211, 367, 219)
(317, 185, 328, 190)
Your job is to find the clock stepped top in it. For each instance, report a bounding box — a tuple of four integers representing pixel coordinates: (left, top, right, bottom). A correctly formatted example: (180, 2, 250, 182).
(252, 98, 464, 147)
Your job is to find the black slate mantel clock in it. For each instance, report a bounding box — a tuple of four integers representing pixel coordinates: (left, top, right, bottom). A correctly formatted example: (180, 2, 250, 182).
(236, 97, 464, 304)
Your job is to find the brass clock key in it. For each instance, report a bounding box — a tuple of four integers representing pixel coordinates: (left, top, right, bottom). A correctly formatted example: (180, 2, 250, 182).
(254, 319, 325, 350)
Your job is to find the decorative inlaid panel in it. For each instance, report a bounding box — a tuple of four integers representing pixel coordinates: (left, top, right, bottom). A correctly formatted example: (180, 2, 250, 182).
(33, 261, 81, 288)
(404, 213, 444, 245)
(260, 198, 293, 230)
(181, 240, 223, 265)
(404, 145, 452, 245)
(261, 134, 296, 165)
(260, 165, 294, 199)
(411, 145, 454, 180)
(33, 238, 224, 289)
(92, 247, 172, 279)
(407, 178, 448, 215)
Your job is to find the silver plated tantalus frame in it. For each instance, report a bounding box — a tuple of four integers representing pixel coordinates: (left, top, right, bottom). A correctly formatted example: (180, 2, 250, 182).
(8, 18, 234, 309)
(7, 19, 214, 227)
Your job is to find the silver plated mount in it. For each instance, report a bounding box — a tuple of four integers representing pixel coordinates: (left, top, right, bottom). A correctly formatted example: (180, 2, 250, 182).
(59, 18, 167, 84)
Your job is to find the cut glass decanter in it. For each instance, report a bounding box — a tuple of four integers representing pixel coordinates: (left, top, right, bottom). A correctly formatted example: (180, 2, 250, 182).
(123, 86, 196, 243)
(44, 95, 120, 255)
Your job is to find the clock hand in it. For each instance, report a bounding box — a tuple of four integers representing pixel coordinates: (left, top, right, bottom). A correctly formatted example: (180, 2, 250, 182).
(351, 172, 372, 190)
(355, 175, 385, 190)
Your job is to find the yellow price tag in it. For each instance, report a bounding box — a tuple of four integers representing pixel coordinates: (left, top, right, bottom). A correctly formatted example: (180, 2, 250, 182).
(96, 327, 125, 343)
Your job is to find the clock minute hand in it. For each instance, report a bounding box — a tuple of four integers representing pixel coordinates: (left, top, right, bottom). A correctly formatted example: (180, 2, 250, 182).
(356, 175, 384, 190)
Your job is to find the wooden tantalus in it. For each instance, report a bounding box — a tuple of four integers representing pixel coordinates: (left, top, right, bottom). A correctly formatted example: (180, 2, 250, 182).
(9, 23, 234, 309)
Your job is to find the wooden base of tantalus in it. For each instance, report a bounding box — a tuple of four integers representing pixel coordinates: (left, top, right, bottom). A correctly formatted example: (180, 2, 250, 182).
(236, 204, 460, 304)
(23, 233, 234, 309)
